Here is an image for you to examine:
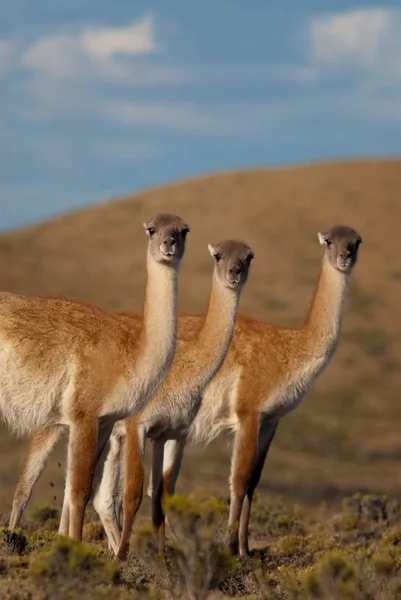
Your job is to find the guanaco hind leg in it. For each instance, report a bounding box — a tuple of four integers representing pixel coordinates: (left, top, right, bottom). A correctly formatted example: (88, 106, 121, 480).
(159, 439, 185, 540)
(10, 425, 65, 529)
(238, 420, 278, 556)
(92, 430, 125, 554)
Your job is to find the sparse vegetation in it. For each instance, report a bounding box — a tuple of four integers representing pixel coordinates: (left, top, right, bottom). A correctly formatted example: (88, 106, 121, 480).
(1, 492, 401, 598)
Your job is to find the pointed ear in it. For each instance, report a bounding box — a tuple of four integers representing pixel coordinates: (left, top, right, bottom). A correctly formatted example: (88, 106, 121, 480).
(208, 243, 217, 257)
(143, 220, 156, 236)
(317, 232, 326, 245)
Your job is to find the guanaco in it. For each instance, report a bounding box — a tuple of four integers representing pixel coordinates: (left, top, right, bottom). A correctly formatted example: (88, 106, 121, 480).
(4, 213, 189, 541)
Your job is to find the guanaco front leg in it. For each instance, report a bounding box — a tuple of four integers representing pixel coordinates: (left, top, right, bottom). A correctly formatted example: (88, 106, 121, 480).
(59, 419, 116, 536)
(228, 412, 259, 555)
(115, 420, 146, 561)
(10, 425, 65, 529)
(151, 437, 185, 555)
(65, 418, 98, 540)
(238, 420, 278, 556)
(151, 438, 166, 555)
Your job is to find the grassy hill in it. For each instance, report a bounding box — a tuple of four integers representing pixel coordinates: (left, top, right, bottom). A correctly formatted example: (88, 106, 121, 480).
(0, 156, 401, 525)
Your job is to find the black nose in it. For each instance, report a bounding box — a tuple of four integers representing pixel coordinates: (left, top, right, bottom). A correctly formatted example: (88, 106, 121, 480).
(228, 266, 241, 283)
(161, 235, 176, 255)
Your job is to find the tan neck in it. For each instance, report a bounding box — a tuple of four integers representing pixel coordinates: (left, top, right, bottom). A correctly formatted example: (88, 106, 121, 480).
(301, 254, 349, 358)
(170, 272, 239, 392)
(134, 252, 178, 393)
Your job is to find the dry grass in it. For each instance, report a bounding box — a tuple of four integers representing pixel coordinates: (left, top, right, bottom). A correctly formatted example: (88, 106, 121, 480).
(2, 492, 401, 598)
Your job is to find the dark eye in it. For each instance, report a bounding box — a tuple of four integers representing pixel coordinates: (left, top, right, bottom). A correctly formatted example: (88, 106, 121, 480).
(246, 252, 254, 264)
(214, 253, 221, 262)
(147, 227, 155, 236)
(326, 239, 332, 247)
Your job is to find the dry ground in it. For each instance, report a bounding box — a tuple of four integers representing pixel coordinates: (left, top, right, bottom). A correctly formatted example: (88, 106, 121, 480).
(0, 157, 401, 543)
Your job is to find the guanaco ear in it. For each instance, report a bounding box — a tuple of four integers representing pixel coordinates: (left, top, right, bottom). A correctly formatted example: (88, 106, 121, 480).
(208, 244, 222, 262)
(208, 244, 217, 257)
(318, 231, 333, 246)
(143, 221, 156, 236)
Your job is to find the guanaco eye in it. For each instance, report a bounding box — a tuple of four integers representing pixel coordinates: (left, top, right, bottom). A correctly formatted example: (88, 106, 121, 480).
(214, 253, 222, 262)
(147, 227, 156, 236)
(326, 239, 332, 247)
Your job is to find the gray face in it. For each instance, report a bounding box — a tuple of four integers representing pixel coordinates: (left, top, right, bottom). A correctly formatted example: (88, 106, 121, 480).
(143, 213, 190, 266)
(318, 225, 362, 274)
(208, 240, 254, 292)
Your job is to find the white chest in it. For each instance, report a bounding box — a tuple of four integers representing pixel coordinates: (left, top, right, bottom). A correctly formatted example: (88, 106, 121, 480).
(262, 355, 327, 419)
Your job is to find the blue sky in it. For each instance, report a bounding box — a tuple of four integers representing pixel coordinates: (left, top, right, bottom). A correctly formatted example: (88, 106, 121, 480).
(0, 0, 400, 231)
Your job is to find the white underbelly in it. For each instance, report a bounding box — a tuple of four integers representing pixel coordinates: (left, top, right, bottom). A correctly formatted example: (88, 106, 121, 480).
(0, 347, 75, 436)
(188, 367, 241, 445)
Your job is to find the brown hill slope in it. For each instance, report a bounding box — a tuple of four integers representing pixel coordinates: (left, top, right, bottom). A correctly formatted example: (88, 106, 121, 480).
(0, 158, 401, 519)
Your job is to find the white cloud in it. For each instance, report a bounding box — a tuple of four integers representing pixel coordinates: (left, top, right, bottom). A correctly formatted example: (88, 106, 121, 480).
(101, 101, 225, 132)
(21, 14, 157, 79)
(81, 15, 157, 58)
(309, 8, 394, 66)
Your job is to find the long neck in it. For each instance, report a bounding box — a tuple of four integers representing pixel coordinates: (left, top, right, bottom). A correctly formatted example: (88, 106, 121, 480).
(301, 255, 349, 360)
(134, 252, 178, 395)
(169, 273, 239, 393)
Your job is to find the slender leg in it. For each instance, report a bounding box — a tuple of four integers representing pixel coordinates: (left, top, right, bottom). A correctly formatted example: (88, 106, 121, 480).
(116, 420, 146, 560)
(10, 425, 65, 529)
(238, 420, 278, 556)
(151, 438, 166, 555)
(58, 484, 70, 536)
(151, 438, 186, 554)
(146, 460, 153, 500)
(59, 419, 115, 536)
(92, 431, 125, 554)
(227, 413, 259, 555)
(65, 419, 98, 540)
(161, 439, 185, 537)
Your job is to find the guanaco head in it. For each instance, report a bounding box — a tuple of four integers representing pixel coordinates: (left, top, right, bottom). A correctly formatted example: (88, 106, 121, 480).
(144, 214, 190, 266)
(318, 225, 362, 274)
(208, 240, 254, 292)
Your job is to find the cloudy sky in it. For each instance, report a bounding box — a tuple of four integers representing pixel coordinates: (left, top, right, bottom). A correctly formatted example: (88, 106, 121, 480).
(0, 0, 400, 230)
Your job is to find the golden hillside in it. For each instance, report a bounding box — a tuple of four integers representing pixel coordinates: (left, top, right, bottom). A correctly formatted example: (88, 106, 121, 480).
(0, 158, 401, 516)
